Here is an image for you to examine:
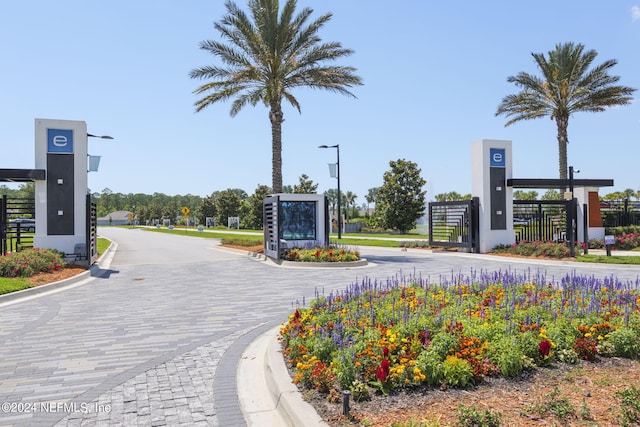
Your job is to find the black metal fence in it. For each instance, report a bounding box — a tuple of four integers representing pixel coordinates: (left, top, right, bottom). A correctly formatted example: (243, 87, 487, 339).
(1, 195, 36, 254)
(428, 198, 479, 252)
(513, 200, 572, 243)
(601, 199, 640, 228)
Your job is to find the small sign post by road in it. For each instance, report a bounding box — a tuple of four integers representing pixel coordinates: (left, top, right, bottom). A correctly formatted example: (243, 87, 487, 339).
(181, 206, 190, 232)
(604, 235, 615, 256)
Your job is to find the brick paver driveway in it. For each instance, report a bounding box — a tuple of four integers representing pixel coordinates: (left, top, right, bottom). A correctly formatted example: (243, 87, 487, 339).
(1, 227, 638, 426)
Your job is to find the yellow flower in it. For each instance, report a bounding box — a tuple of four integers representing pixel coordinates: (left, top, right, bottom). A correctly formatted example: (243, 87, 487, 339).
(539, 326, 548, 339)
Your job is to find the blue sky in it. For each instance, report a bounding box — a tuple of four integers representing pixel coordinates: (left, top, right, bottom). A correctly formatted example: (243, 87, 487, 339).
(2, 1, 639, 204)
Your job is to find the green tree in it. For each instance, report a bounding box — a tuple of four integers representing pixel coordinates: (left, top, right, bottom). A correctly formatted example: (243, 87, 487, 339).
(541, 189, 562, 200)
(513, 190, 539, 200)
(14, 183, 35, 200)
(343, 191, 357, 222)
(622, 188, 635, 201)
(434, 191, 465, 202)
(215, 188, 242, 227)
(324, 188, 338, 216)
(242, 184, 272, 229)
(190, 0, 363, 193)
(376, 159, 427, 233)
(496, 42, 636, 180)
(198, 192, 219, 226)
(293, 174, 318, 194)
(365, 187, 379, 213)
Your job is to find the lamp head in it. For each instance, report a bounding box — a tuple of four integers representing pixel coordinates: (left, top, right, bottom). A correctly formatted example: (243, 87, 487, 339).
(88, 133, 114, 140)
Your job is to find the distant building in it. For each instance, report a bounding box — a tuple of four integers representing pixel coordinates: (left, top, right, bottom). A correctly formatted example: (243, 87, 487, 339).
(97, 211, 134, 226)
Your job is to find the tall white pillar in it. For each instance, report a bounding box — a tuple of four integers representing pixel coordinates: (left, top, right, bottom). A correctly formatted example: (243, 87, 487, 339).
(34, 118, 88, 255)
(471, 139, 515, 253)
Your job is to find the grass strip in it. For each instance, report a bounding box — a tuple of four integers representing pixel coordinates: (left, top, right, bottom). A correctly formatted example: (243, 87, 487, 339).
(576, 254, 640, 264)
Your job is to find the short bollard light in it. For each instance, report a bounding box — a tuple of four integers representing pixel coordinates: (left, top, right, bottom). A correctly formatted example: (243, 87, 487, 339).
(342, 390, 351, 416)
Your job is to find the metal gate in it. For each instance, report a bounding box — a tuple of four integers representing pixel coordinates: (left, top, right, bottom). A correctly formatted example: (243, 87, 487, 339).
(263, 195, 279, 259)
(1, 195, 36, 254)
(513, 200, 573, 243)
(428, 198, 479, 252)
(86, 195, 98, 263)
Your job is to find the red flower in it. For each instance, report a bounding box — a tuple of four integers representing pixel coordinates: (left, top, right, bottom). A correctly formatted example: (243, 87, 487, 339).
(538, 340, 551, 357)
(376, 359, 390, 382)
(383, 346, 389, 358)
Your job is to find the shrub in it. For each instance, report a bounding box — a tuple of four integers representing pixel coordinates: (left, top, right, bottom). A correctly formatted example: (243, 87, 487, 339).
(609, 327, 640, 359)
(614, 233, 640, 250)
(616, 386, 640, 427)
(487, 337, 525, 377)
(606, 225, 640, 236)
(455, 404, 502, 427)
(350, 379, 370, 402)
(492, 241, 578, 258)
(588, 238, 604, 249)
(220, 237, 262, 247)
(442, 355, 474, 387)
(400, 240, 431, 249)
(0, 248, 66, 278)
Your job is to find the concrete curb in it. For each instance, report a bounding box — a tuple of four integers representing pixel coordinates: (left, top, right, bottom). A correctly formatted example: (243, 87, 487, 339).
(238, 326, 328, 427)
(268, 257, 369, 268)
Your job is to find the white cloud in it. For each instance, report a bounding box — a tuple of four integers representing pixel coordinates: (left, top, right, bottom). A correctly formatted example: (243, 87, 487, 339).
(632, 5, 640, 22)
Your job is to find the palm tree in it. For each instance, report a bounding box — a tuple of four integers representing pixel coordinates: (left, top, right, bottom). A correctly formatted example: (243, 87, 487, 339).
(190, 0, 363, 193)
(496, 42, 635, 180)
(343, 191, 357, 222)
(324, 188, 338, 216)
(364, 187, 379, 213)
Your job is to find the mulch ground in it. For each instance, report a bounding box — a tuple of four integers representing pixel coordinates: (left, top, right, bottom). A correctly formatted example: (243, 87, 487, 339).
(301, 357, 640, 426)
(25, 266, 88, 286)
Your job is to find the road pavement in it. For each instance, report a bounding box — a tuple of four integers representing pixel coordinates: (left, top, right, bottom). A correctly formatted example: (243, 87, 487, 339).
(0, 227, 639, 426)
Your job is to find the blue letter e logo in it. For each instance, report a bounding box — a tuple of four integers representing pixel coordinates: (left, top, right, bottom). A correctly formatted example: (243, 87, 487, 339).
(47, 129, 74, 154)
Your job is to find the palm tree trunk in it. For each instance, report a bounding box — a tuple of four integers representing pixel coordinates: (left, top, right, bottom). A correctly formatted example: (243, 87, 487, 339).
(556, 115, 569, 181)
(269, 104, 284, 193)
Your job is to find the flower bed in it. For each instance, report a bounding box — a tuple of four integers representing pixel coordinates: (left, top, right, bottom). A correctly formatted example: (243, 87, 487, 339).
(280, 270, 640, 399)
(280, 245, 360, 262)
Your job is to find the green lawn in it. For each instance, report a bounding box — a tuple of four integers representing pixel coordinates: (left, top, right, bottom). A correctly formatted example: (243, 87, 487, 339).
(0, 277, 33, 295)
(139, 226, 428, 248)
